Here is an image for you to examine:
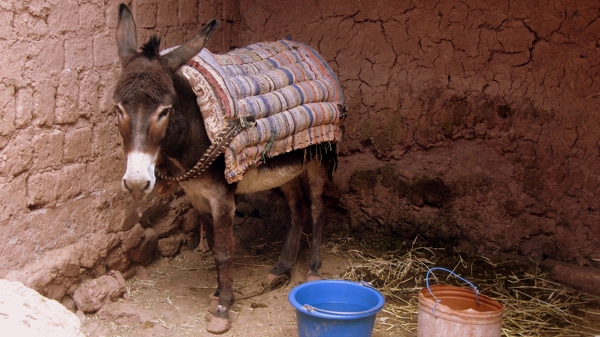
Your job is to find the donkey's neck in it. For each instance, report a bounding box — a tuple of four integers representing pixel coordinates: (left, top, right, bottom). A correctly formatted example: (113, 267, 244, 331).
(161, 71, 211, 174)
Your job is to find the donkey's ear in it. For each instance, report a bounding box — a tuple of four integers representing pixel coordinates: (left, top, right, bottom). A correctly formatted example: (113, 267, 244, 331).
(116, 3, 138, 64)
(163, 19, 220, 72)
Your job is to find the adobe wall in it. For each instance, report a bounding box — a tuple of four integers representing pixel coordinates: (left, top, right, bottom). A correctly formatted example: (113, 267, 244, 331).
(0, 0, 232, 299)
(231, 0, 600, 264)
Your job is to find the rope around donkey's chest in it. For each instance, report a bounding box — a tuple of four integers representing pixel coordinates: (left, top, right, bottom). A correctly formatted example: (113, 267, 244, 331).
(155, 116, 255, 182)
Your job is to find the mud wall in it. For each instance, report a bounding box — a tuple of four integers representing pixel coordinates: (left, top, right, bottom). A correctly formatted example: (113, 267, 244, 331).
(230, 0, 600, 264)
(2, 0, 600, 301)
(0, 0, 232, 298)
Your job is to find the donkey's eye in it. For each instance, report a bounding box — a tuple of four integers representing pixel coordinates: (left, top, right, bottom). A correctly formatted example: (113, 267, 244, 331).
(114, 106, 121, 116)
(114, 105, 126, 120)
(158, 107, 171, 120)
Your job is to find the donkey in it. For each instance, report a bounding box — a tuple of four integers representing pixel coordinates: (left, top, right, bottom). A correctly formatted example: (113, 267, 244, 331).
(113, 4, 338, 334)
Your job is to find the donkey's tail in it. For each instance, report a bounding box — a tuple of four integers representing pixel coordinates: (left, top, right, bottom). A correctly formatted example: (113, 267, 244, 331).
(326, 143, 338, 182)
(304, 142, 338, 182)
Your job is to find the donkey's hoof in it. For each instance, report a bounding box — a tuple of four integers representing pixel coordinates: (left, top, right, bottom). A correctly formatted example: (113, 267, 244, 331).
(262, 273, 281, 287)
(206, 316, 231, 334)
(307, 273, 322, 282)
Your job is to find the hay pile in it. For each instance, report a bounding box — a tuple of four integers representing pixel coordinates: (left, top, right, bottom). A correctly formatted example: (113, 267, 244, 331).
(327, 237, 600, 337)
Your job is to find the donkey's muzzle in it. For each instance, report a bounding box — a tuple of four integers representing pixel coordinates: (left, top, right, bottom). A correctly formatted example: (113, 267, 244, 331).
(122, 151, 157, 200)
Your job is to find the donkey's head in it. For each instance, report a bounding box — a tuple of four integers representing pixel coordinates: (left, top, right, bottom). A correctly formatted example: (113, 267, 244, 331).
(113, 4, 218, 200)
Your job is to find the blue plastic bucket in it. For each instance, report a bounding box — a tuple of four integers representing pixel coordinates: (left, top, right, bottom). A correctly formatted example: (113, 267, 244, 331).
(288, 280, 385, 337)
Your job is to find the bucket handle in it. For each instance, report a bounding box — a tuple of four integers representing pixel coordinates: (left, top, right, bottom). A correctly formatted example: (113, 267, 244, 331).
(303, 304, 376, 316)
(302, 281, 378, 316)
(425, 267, 480, 317)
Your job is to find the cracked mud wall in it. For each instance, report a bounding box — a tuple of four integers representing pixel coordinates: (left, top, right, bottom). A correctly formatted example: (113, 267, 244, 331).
(230, 0, 600, 264)
(0, 0, 231, 299)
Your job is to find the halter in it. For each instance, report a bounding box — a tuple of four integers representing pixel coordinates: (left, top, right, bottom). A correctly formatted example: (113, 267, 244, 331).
(155, 116, 255, 182)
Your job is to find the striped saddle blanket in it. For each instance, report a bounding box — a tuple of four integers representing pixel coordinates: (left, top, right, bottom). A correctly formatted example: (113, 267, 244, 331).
(179, 40, 345, 183)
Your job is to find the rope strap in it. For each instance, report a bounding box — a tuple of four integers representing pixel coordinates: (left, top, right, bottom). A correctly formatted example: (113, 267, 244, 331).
(156, 116, 255, 182)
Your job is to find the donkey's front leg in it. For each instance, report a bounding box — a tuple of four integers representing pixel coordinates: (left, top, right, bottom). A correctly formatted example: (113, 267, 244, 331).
(206, 194, 236, 334)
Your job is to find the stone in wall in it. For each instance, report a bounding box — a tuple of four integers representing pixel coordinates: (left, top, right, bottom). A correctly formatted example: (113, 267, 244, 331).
(129, 227, 159, 265)
(105, 246, 130, 272)
(73, 271, 126, 313)
(181, 208, 200, 233)
(149, 196, 191, 237)
(121, 223, 145, 252)
(157, 230, 185, 257)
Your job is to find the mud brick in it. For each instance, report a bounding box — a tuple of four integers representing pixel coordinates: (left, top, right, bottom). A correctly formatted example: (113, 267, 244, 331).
(157, 0, 178, 26)
(134, 2, 157, 28)
(78, 2, 104, 29)
(104, 0, 121, 30)
(14, 11, 48, 39)
(0, 83, 16, 140)
(0, 176, 26, 223)
(14, 86, 33, 129)
(65, 37, 93, 70)
(78, 71, 99, 118)
(91, 121, 121, 157)
(32, 80, 56, 127)
(86, 154, 123, 190)
(32, 130, 64, 170)
(0, 40, 26, 79)
(178, 0, 196, 24)
(28, 38, 65, 74)
(56, 164, 86, 201)
(47, 1, 78, 34)
(0, 130, 33, 177)
(54, 70, 79, 125)
(97, 68, 119, 113)
(27, 170, 60, 206)
(93, 33, 117, 67)
(64, 128, 92, 163)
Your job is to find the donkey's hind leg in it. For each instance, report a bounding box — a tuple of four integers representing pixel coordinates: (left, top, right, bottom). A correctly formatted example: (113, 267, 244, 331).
(305, 159, 328, 281)
(263, 177, 308, 287)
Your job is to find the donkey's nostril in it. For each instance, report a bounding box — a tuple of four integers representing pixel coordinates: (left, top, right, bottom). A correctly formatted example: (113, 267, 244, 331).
(123, 179, 132, 193)
(123, 178, 151, 197)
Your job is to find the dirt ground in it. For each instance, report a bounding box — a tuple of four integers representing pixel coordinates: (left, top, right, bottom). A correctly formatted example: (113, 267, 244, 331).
(80, 230, 600, 337)
(81, 239, 401, 337)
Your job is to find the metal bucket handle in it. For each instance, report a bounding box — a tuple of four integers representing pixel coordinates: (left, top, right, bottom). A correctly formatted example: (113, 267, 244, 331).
(425, 267, 480, 317)
(302, 281, 378, 316)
